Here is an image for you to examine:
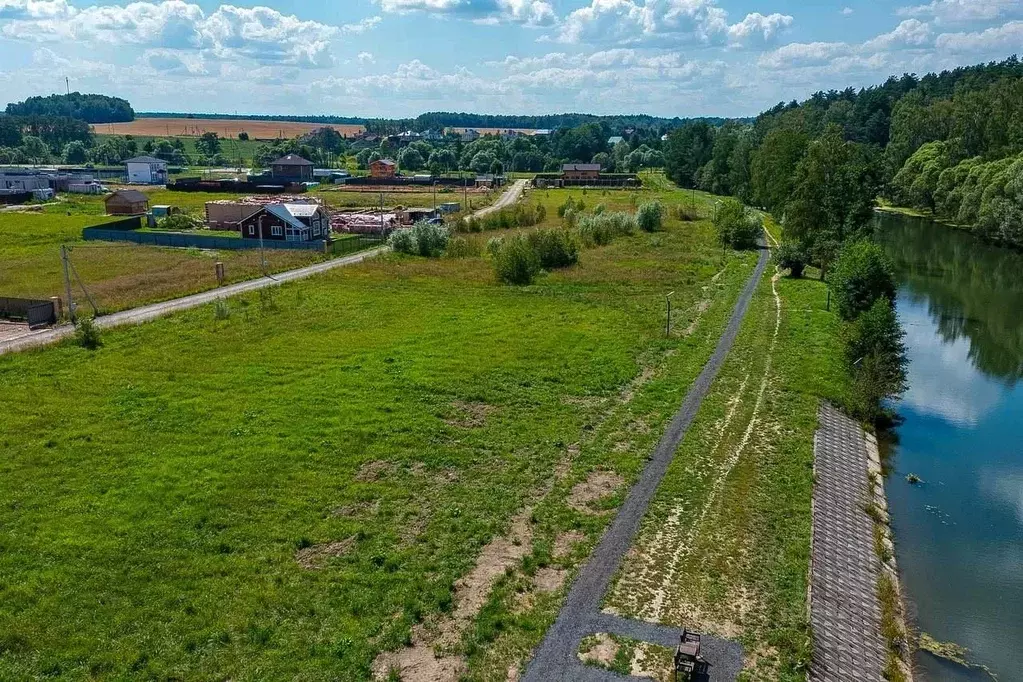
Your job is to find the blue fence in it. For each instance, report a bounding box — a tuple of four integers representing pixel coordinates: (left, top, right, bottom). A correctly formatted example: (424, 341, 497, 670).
(82, 226, 386, 254)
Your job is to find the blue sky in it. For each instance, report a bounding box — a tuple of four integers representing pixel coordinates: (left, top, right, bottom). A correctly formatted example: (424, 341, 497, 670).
(1, 0, 1021, 118)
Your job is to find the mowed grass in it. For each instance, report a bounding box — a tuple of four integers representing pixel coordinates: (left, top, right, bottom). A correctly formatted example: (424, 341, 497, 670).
(0, 188, 752, 680)
(0, 212, 323, 312)
(604, 238, 849, 680)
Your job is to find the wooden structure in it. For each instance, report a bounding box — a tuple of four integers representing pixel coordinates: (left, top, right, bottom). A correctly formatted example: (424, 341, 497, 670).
(562, 163, 602, 181)
(270, 154, 314, 182)
(369, 158, 397, 179)
(238, 203, 329, 242)
(673, 630, 707, 682)
(105, 189, 149, 215)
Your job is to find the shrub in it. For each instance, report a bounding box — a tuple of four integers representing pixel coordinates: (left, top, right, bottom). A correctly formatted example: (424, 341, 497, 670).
(593, 203, 606, 215)
(486, 236, 504, 257)
(714, 198, 761, 249)
(389, 222, 450, 257)
(158, 213, 199, 231)
(675, 204, 700, 221)
(845, 297, 907, 380)
(576, 212, 636, 246)
(446, 236, 481, 259)
(493, 235, 540, 285)
(637, 201, 664, 232)
(74, 317, 102, 350)
(562, 207, 577, 228)
(775, 242, 809, 278)
(830, 241, 896, 321)
(528, 229, 579, 269)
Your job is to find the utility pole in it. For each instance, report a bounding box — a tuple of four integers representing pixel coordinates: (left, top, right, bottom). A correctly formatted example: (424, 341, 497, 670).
(380, 191, 384, 234)
(61, 245, 76, 324)
(257, 214, 267, 276)
(65, 76, 70, 96)
(665, 291, 675, 337)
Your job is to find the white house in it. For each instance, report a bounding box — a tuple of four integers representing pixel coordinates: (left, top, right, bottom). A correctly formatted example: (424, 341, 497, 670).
(124, 156, 168, 185)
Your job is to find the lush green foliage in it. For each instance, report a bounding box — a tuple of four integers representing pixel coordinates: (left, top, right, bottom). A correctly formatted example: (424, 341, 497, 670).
(492, 234, 541, 284)
(73, 317, 102, 349)
(775, 242, 808, 278)
(461, 203, 544, 233)
(830, 241, 896, 321)
(6, 92, 134, 123)
(714, 198, 761, 249)
(389, 222, 450, 257)
(158, 214, 200, 231)
(527, 228, 580, 269)
(636, 201, 664, 232)
(845, 297, 908, 421)
(576, 212, 637, 246)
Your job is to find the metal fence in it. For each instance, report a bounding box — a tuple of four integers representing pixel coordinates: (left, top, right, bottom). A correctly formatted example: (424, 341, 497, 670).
(330, 234, 386, 256)
(0, 297, 57, 328)
(82, 227, 330, 251)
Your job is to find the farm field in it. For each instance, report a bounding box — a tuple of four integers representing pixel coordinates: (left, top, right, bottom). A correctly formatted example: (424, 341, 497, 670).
(93, 117, 365, 139)
(94, 134, 264, 166)
(0, 186, 761, 680)
(0, 212, 324, 313)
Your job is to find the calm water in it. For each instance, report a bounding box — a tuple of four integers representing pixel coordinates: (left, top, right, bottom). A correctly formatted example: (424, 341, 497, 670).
(874, 213, 1023, 681)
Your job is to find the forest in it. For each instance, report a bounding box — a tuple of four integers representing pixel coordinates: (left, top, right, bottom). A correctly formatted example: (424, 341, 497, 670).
(663, 55, 1023, 249)
(6, 93, 134, 124)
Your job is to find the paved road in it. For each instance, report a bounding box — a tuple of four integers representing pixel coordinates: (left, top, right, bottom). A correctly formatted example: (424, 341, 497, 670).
(522, 247, 771, 682)
(0, 181, 527, 357)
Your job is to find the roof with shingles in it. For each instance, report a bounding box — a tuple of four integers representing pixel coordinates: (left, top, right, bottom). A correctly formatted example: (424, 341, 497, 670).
(271, 154, 313, 166)
(106, 189, 149, 203)
(124, 156, 167, 165)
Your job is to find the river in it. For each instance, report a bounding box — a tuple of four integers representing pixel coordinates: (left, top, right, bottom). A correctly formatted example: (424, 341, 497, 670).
(874, 212, 1023, 681)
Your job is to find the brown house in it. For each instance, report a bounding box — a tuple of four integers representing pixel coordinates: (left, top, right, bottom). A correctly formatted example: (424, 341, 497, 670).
(238, 203, 329, 242)
(370, 158, 397, 179)
(271, 154, 314, 182)
(562, 163, 602, 181)
(105, 189, 150, 215)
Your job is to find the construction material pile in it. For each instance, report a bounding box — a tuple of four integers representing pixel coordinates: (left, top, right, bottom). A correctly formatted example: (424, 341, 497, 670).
(331, 211, 398, 235)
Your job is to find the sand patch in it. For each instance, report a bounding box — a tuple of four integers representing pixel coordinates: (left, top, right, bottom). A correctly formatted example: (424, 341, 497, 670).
(578, 633, 619, 667)
(569, 471, 625, 513)
(331, 499, 380, 517)
(445, 401, 495, 428)
(553, 530, 585, 559)
(533, 567, 568, 593)
(295, 537, 356, 569)
(372, 510, 534, 680)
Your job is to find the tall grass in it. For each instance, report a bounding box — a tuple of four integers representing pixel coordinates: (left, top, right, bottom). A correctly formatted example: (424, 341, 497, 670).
(576, 212, 637, 246)
(389, 222, 450, 257)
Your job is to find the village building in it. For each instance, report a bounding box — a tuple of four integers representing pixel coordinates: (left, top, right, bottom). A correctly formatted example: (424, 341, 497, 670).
(124, 156, 168, 185)
(238, 203, 329, 242)
(270, 154, 314, 182)
(562, 163, 602, 182)
(105, 189, 150, 215)
(369, 158, 397, 179)
(608, 136, 625, 146)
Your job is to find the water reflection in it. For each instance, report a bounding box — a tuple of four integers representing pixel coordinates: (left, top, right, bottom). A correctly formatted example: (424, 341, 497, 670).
(874, 211, 1023, 682)
(874, 212, 1023, 383)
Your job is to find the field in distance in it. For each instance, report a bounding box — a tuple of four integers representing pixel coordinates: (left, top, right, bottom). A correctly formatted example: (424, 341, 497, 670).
(93, 117, 366, 139)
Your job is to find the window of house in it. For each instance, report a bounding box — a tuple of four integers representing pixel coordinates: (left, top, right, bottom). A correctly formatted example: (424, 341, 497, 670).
(312, 223, 320, 236)
(271, 225, 283, 237)
(248, 225, 255, 235)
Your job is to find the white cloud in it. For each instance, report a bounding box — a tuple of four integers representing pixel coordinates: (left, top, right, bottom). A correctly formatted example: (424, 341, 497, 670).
(342, 15, 382, 34)
(864, 18, 933, 50)
(140, 47, 207, 75)
(0, 0, 344, 67)
(841, 7, 854, 16)
(375, 0, 555, 26)
(554, 0, 792, 47)
(935, 19, 1023, 53)
(357, 51, 375, 64)
(726, 12, 794, 45)
(898, 0, 1022, 23)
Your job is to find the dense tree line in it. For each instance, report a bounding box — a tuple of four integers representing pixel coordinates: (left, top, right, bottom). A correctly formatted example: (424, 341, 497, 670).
(664, 55, 1023, 249)
(6, 93, 134, 123)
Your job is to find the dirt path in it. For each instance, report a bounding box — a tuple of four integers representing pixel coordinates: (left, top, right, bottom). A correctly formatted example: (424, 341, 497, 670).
(521, 247, 771, 682)
(0, 182, 527, 357)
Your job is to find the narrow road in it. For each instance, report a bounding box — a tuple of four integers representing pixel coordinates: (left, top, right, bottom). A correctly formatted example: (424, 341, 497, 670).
(522, 246, 771, 681)
(0, 181, 527, 357)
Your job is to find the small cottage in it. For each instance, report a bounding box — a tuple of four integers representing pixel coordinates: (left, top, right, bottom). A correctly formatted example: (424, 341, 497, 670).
(124, 156, 168, 185)
(270, 154, 314, 182)
(105, 189, 150, 216)
(238, 203, 329, 242)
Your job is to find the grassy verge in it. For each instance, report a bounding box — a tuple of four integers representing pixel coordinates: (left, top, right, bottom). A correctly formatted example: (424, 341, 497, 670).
(0, 188, 747, 680)
(602, 254, 849, 681)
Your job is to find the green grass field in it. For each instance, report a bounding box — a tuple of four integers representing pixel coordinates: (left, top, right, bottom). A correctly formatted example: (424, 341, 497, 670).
(0, 186, 761, 680)
(0, 212, 324, 313)
(94, 134, 265, 166)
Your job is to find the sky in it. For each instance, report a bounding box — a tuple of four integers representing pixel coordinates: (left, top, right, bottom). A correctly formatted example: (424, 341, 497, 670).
(0, 0, 1021, 119)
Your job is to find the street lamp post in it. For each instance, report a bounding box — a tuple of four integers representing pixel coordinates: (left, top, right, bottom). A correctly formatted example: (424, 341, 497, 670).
(666, 291, 675, 337)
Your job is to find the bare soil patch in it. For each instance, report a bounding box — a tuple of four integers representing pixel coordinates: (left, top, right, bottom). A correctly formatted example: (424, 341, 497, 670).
(294, 537, 355, 569)
(355, 460, 393, 482)
(553, 530, 585, 559)
(569, 471, 625, 513)
(578, 633, 619, 667)
(444, 401, 495, 428)
(94, 117, 365, 139)
(533, 567, 568, 593)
